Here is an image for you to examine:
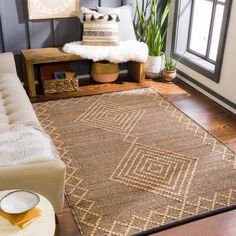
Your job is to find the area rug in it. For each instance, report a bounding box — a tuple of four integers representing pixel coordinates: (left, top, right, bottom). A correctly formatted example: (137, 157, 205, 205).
(33, 87, 236, 236)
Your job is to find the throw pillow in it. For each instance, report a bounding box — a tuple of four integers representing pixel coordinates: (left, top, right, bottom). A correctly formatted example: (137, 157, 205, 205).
(81, 7, 119, 46)
(97, 5, 137, 41)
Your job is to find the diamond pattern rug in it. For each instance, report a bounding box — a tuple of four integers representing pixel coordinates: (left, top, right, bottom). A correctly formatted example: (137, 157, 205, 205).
(33, 88, 236, 235)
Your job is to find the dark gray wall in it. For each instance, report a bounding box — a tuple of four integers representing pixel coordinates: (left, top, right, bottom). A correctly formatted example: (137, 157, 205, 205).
(0, 0, 125, 81)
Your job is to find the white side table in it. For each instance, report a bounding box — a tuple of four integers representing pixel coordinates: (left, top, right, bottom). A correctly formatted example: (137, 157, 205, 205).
(0, 190, 55, 236)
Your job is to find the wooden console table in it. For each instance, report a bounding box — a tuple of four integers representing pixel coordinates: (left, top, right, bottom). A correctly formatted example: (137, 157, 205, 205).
(21, 48, 145, 101)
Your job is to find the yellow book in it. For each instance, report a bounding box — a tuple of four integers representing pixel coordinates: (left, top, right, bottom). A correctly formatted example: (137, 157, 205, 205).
(16, 215, 41, 229)
(0, 208, 41, 229)
(65, 72, 76, 79)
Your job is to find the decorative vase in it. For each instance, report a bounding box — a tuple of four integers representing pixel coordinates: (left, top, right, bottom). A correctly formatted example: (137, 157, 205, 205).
(91, 62, 120, 83)
(145, 54, 165, 79)
(162, 69, 177, 82)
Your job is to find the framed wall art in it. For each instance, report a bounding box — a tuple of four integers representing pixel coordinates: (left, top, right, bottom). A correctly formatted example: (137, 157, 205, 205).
(27, 0, 79, 20)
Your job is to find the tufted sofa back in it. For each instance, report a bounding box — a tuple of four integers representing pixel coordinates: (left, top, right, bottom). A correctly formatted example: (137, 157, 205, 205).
(0, 53, 38, 133)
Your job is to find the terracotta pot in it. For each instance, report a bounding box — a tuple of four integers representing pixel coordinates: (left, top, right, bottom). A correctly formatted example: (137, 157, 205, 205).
(162, 69, 177, 82)
(145, 54, 165, 79)
(91, 62, 120, 83)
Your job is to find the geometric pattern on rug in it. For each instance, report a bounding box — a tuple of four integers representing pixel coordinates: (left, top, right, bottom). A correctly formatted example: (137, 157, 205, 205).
(155, 96, 236, 168)
(75, 100, 145, 136)
(32, 88, 236, 236)
(110, 142, 199, 201)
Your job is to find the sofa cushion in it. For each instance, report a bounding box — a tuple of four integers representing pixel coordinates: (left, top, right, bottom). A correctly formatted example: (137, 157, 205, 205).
(0, 73, 38, 133)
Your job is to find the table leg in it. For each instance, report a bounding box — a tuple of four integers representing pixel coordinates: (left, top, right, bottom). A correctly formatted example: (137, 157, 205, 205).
(128, 61, 145, 83)
(25, 61, 36, 97)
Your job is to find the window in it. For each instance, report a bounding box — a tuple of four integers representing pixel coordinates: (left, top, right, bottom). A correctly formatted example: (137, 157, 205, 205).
(172, 0, 232, 82)
(188, 0, 226, 63)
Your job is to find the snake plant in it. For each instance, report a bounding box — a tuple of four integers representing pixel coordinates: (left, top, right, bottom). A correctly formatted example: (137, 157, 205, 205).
(135, 0, 171, 56)
(165, 51, 186, 71)
(164, 55, 176, 71)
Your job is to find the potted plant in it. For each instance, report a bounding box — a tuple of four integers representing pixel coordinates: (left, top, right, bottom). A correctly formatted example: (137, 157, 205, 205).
(162, 53, 185, 82)
(162, 55, 177, 82)
(135, 0, 171, 79)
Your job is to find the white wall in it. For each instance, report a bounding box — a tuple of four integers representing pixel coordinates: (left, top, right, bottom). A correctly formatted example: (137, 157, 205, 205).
(167, 0, 236, 114)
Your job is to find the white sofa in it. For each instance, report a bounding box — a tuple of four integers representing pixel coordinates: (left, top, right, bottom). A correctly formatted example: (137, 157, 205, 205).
(0, 52, 65, 213)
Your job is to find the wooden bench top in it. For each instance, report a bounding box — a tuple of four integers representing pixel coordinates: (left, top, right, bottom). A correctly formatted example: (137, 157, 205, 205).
(21, 47, 83, 64)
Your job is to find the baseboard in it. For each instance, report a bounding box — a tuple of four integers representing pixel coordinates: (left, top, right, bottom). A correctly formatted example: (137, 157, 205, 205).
(177, 70, 236, 115)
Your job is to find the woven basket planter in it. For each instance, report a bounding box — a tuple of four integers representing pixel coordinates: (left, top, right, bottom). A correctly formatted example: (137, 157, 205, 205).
(42, 77, 79, 95)
(91, 62, 120, 83)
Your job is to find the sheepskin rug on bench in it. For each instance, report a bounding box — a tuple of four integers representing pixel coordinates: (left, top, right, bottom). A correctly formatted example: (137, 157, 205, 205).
(63, 40, 148, 63)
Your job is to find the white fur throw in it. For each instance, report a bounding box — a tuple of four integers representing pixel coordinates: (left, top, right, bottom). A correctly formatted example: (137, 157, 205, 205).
(63, 40, 148, 63)
(0, 122, 58, 166)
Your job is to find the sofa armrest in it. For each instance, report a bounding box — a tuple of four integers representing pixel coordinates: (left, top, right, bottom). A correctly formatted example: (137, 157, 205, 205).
(0, 52, 17, 74)
(0, 160, 66, 213)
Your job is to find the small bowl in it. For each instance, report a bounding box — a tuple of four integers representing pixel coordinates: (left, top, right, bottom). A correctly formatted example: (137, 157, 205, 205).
(0, 190, 40, 214)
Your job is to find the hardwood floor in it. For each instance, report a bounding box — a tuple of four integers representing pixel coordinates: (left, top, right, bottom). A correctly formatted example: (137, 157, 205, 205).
(152, 209, 236, 236)
(56, 79, 236, 236)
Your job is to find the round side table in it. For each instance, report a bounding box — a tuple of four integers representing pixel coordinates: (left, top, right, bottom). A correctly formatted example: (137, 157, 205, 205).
(0, 190, 55, 236)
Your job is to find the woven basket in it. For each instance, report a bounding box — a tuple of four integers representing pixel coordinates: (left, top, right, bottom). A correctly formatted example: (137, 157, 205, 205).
(42, 77, 79, 95)
(91, 62, 120, 83)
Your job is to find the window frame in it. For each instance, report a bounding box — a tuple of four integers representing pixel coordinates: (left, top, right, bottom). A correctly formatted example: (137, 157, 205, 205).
(171, 0, 232, 83)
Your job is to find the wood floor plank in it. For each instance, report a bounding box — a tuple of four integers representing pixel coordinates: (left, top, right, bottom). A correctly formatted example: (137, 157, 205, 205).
(152, 210, 236, 236)
(56, 79, 236, 236)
